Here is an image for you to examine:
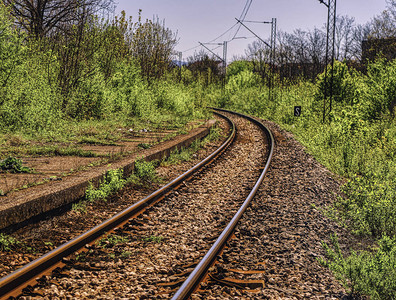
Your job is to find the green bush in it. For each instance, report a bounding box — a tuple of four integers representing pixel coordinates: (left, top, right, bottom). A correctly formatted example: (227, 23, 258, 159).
(338, 174, 396, 237)
(226, 69, 260, 95)
(314, 60, 359, 106)
(0, 156, 30, 173)
(226, 60, 254, 79)
(358, 58, 396, 120)
(320, 234, 396, 299)
(85, 168, 126, 202)
(0, 3, 24, 88)
(134, 158, 157, 182)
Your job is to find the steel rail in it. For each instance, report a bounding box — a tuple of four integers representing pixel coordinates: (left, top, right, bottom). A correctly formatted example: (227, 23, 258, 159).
(0, 111, 236, 299)
(172, 108, 275, 300)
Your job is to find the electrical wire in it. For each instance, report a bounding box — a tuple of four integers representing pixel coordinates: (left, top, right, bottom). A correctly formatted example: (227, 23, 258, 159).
(232, 0, 253, 40)
(181, 0, 254, 55)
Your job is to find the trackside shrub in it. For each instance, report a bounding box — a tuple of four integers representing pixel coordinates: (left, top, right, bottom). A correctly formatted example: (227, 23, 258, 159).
(134, 158, 157, 182)
(320, 234, 396, 299)
(314, 61, 359, 106)
(85, 168, 126, 202)
(0, 157, 30, 173)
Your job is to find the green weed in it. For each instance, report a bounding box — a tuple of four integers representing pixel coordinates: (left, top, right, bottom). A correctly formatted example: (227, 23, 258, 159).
(133, 158, 157, 183)
(97, 234, 129, 248)
(27, 145, 96, 157)
(85, 168, 126, 202)
(161, 147, 192, 167)
(0, 156, 30, 173)
(0, 233, 20, 251)
(78, 137, 118, 146)
(137, 143, 151, 149)
(320, 234, 396, 299)
(142, 235, 163, 243)
(120, 251, 132, 258)
(72, 201, 88, 213)
(160, 125, 222, 167)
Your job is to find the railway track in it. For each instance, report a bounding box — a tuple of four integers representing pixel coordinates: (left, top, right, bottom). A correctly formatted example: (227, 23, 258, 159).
(0, 108, 274, 299)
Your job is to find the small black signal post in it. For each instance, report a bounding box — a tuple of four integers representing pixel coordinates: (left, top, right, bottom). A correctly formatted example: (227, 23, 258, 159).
(294, 106, 301, 117)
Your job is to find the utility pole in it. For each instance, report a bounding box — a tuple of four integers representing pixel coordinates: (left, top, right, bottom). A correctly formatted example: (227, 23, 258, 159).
(178, 51, 182, 82)
(236, 18, 277, 101)
(269, 18, 277, 101)
(223, 41, 228, 87)
(199, 41, 228, 89)
(318, 0, 337, 122)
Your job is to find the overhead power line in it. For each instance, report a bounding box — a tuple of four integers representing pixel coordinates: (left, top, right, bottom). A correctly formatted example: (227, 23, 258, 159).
(233, 0, 253, 39)
(235, 18, 271, 48)
(182, 0, 254, 55)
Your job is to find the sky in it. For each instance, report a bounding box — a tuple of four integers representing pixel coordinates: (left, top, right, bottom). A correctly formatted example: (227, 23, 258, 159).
(114, 0, 388, 60)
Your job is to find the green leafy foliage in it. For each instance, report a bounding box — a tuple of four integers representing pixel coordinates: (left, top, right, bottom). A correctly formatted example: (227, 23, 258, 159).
(338, 175, 396, 237)
(214, 56, 396, 299)
(97, 234, 129, 248)
(226, 60, 254, 79)
(142, 235, 163, 243)
(85, 168, 126, 202)
(320, 234, 396, 299)
(0, 8, 204, 139)
(133, 158, 157, 183)
(359, 58, 396, 120)
(0, 3, 24, 88)
(226, 69, 261, 95)
(0, 233, 20, 251)
(0, 156, 30, 173)
(315, 60, 359, 106)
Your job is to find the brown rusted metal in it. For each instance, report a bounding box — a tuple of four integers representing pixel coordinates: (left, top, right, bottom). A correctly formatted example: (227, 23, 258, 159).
(172, 108, 275, 300)
(0, 112, 236, 299)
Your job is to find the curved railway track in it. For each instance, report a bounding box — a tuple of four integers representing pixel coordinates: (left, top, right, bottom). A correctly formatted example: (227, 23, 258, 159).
(0, 108, 274, 299)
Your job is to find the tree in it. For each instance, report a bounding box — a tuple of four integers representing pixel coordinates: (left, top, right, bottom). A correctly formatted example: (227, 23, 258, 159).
(2, 0, 114, 38)
(306, 27, 326, 77)
(0, 3, 24, 88)
(334, 15, 356, 60)
(370, 0, 396, 38)
(186, 50, 222, 85)
(245, 39, 271, 82)
(131, 15, 178, 81)
(350, 23, 372, 60)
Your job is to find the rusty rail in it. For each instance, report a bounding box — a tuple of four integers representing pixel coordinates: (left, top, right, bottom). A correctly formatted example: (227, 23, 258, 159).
(172, 108, 275, 300)
(0, 111, 236, 299)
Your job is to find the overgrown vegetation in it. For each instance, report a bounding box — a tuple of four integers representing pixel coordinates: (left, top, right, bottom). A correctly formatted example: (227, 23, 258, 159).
(211, 58, 395, 298)
(0, 156, 30, 173)
(0, 233, 20, 251)
(97, 234, 129, 248)
(1, 0, 395, 297)
(160, 125, 222, 167)
(132, 158, 158, 184)
(0, 3, 207, 144)
(85, 168, 126, 202)
(320, 235, 396, 299)
(142, 235, 163, 243)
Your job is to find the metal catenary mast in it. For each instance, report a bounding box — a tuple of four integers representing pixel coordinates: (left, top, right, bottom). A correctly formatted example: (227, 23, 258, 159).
(319, 0, 337, 122)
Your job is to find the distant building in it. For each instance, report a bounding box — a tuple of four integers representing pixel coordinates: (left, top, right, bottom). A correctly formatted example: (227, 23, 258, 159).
(362, 38, 396, 62)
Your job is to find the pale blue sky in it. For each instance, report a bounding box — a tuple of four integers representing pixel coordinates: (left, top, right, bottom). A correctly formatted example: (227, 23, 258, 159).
(114, 0, 388, 59)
